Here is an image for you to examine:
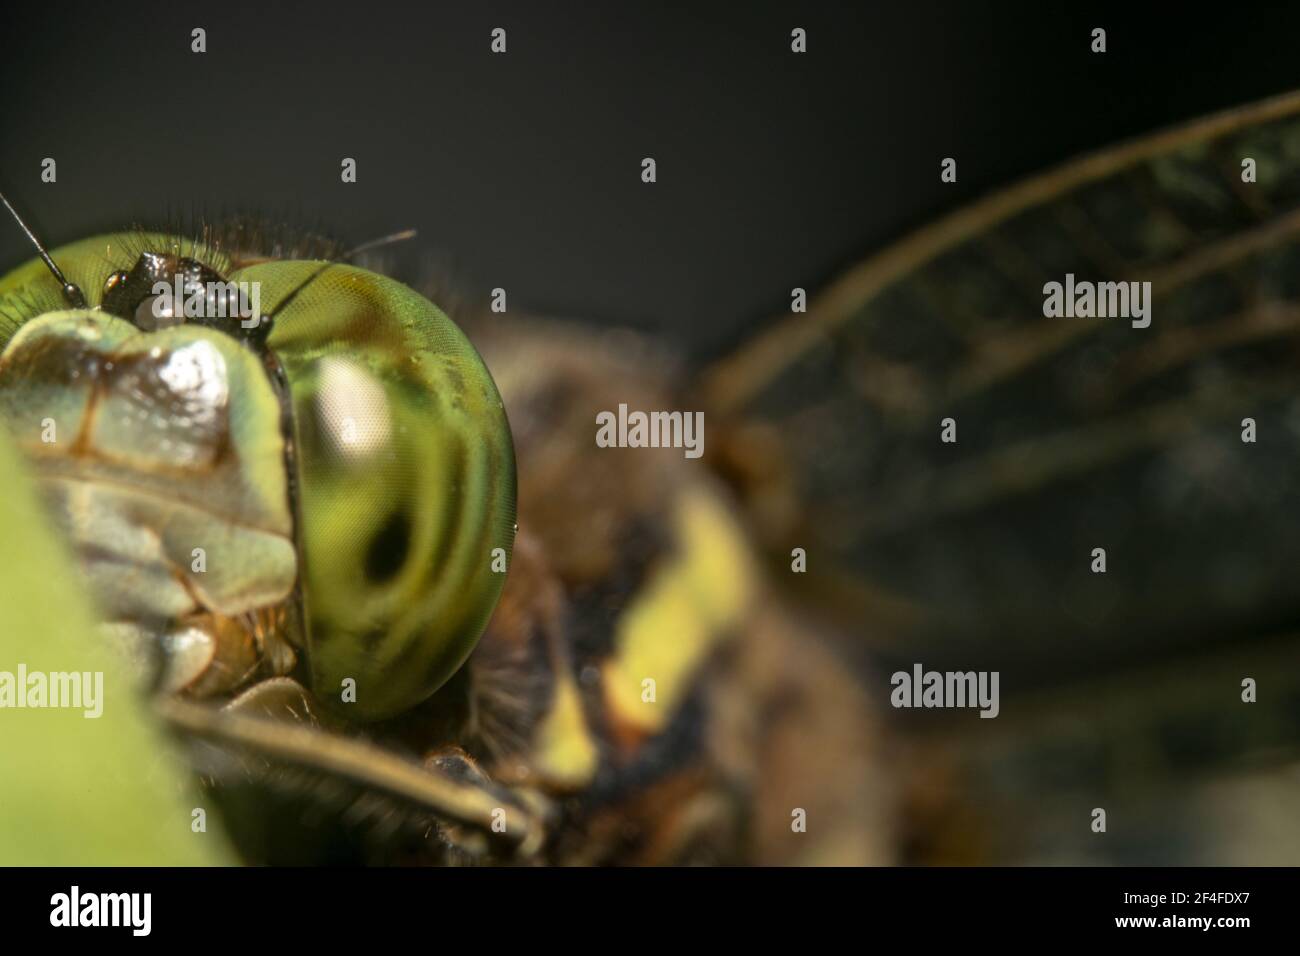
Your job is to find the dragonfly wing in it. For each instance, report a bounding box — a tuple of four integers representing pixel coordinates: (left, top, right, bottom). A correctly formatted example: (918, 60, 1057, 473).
(703, 92, 1300, 862)
(707, 90, 1300, 686)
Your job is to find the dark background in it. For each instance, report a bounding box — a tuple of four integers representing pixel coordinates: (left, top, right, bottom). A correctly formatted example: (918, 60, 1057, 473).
(5, 2, 1300, 359)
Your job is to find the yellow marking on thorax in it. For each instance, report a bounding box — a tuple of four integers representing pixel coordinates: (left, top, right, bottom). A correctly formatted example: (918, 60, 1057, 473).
(602, 486, 755, 736)
(532, 667, 599, 790)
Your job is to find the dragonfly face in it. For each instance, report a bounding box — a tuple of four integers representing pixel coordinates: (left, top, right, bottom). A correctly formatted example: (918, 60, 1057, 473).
(0, 307, 299, 695)
(0, 232, 518, 721)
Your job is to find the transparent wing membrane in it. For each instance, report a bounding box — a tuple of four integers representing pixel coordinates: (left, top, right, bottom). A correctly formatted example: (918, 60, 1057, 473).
(705, 92, 1300, 862)
(709, 91, 1300, 681)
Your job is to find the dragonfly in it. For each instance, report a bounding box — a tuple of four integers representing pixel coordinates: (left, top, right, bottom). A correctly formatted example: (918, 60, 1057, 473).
(4, 90, 1300, 865)
(0, 210, 886, 865)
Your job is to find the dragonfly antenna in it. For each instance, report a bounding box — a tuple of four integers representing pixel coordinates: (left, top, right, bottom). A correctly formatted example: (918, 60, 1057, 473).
(0, 189, 86, 307)
(341, 227, 417, 261)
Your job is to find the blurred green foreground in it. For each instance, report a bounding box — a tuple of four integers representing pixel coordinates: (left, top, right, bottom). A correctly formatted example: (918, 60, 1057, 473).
(0, 429, 227, 865)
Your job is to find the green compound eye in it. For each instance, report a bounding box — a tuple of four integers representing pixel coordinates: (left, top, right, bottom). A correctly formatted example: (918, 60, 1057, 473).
(251, 259, 517, 720)
(0, 235, 517, 721)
